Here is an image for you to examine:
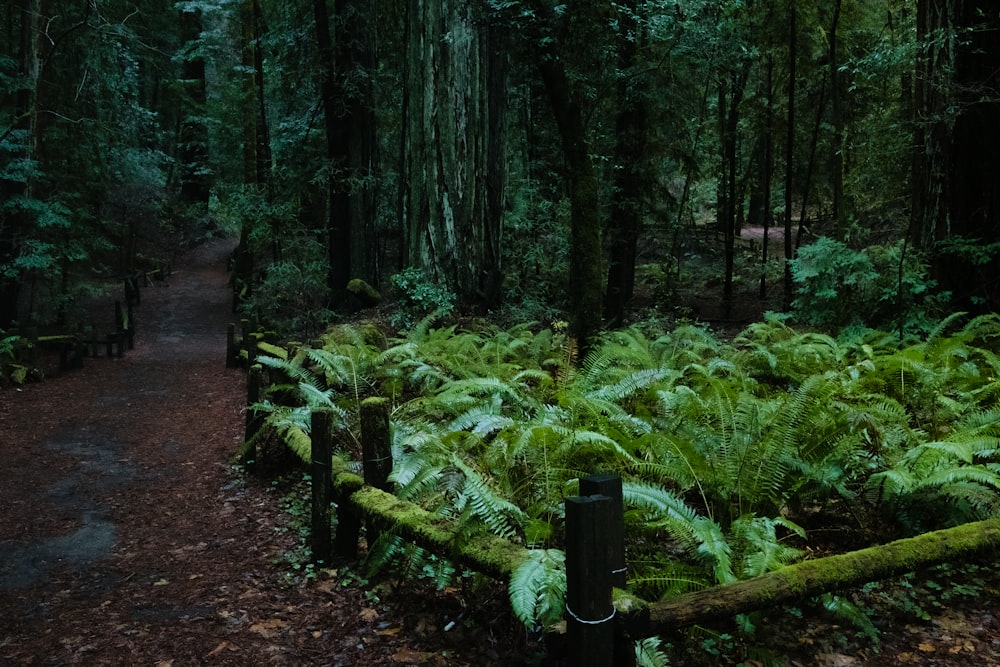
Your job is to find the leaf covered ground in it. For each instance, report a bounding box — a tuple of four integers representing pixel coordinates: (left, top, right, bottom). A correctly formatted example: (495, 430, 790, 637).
(1, 238, 999, 665)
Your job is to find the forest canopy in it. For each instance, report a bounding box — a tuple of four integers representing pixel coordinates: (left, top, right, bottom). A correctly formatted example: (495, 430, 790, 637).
(2, 1, 998, 340)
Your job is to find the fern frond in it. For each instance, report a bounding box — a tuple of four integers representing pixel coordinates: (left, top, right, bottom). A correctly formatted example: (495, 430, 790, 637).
(820, 594, 879, 643)
(634, 637, 672, 667)
(508, 549, 566, 629)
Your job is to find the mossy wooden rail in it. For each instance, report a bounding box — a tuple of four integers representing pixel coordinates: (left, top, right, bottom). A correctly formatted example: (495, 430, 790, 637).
(238, 354, 1000, 666)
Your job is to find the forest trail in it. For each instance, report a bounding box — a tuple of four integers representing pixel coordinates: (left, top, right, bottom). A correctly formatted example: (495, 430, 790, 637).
(0, 239, 518, 666)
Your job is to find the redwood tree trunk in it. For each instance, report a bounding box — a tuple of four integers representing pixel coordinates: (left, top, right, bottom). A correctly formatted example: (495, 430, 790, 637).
(313, 0, 350, 299)
(401, 0, 505, 308)
(177, 6, 210, 207)
(911, 0, 1000, 311)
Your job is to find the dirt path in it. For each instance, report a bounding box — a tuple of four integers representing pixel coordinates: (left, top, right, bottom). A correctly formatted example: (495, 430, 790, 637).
(0, 240, 530, 666)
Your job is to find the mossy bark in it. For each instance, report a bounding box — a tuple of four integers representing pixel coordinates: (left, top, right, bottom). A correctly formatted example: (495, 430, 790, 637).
(640, 518, 1000, 632)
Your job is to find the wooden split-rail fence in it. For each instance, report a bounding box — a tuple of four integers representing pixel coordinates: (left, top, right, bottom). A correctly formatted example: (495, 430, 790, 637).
(233, 331, 1000, 667)
(10, 266, 170, 376)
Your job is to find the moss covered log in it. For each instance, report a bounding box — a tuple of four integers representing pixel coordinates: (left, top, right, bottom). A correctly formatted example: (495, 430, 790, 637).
(638, 518, 1000, 632)
(330, 469, 531, 579)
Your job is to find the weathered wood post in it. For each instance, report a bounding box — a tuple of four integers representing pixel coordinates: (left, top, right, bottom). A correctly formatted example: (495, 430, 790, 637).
(360, 397, 393, 547)
(565, 494, 615, 667)
(311, 410, 333, 564)
(126, 301, 135, 350)
(580, 473, 632, 666)
(579, 474, 626, 588)
(361, 398, 392, 491)
(113, 301, 126, 357)
(242, 363, 263, 472)
(333, 483, 362, 561)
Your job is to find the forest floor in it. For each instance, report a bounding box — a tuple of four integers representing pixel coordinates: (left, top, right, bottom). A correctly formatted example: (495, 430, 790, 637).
(2, 237, 1000, 666)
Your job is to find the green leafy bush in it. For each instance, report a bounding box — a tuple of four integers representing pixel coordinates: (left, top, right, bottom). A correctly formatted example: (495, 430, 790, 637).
(789, 237, 946, 334)
(389, 267, 456, 328)
(242, 236, 332, 336)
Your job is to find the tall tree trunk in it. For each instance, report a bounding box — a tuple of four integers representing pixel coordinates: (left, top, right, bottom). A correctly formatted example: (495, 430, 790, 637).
(911, 0, 1000, 311)
(177, 6, 211, 207)
(782, 2, 797, 307)
(720, 64, 750, 315)
(759, 55, 774, 300)
(911, 0, 1000, 310)
(401, 0, 505, 308)
(345, 2, 379, 287)
(313, 0, 351, 300)
(829, 0, 847, 234)
(531, 10, 605, 351)
(604, 0, 648, 325)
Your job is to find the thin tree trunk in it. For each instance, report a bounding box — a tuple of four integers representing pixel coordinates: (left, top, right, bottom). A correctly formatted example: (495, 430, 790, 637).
(177, 7, 210, 207)
(605, 0, 648, 325)
(759, 56, 774, 300)
(0, 0, 41, 328)
(829, 0, 846, 233)
(534, 38, 604, 353)
(782, 2, 797, 307)
(313, 0, 351, 300)
(721, 64, 750, 315)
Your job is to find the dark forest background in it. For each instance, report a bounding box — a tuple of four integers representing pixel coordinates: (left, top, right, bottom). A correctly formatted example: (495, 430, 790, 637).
(2, 0, 998, 344)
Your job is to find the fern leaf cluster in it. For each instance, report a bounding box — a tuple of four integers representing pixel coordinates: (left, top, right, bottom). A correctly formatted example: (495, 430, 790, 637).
(249, 314, 1000, 634)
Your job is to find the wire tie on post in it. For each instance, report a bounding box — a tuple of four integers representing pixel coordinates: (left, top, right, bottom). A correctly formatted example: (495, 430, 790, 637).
(611, 566, 627, 575)
(565, 605, 616, 626)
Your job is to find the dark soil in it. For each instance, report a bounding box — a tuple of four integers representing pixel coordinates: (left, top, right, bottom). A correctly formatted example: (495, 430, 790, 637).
(2, 237, 1000, 666)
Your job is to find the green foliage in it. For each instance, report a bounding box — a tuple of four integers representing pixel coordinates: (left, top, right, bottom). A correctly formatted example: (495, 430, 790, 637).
(242, 235, 332, 336)
(508, 548, 566, 630)
(789, 238, 946, 334)
(251, 314, 1000, 644)
(0, 329, 28, 385)
(634, 636, 672, 667)
(389, 267, 457, 329)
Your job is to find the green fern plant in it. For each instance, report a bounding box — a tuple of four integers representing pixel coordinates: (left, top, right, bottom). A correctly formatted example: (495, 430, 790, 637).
(508, 548, 566, 630)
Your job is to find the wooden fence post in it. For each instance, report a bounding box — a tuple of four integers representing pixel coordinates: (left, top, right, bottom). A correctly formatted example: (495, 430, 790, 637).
(114, 301, 126, 357)
(226, 323, 238, 368)
(579, 474, 626, 588)
(126, 301, 135, 350)
(333, 487, 362, 561)
(243, 363, 263, 472)
(361, 397, 393, 547)
(361, 398, 392, 491)
(565, 494, 615, 667)
(311, 410, 333, 564)
(580, 474, 633, 666)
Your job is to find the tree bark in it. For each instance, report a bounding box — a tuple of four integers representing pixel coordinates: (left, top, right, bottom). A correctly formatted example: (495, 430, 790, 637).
(829, 0, 846, 234)
(528, 0, 607, 352)
(177, 6, 211, 207)
(0, 0, 41, 328)
(401, 0, 505, 309)
(782, 2, 797, 307)
(604, 0, 648, 325)
(910, 0, 1000, 311)
(313, 0, 351, 299)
